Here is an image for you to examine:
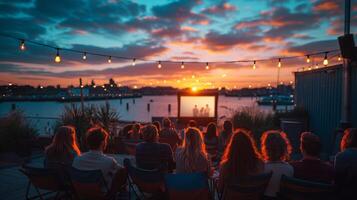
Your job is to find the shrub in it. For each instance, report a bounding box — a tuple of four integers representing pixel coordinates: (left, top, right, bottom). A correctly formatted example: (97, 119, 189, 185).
(55, 102, 120, 150)
(231, 107, 278, 140)
(0, 110, 38, 155)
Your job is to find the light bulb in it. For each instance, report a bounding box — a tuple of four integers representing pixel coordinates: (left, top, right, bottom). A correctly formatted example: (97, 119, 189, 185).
(82, 52, 87, 60)
(20, 40, 25, 51)
(278, 58, 282, 68)
(323, 52, 328, 66)
(108, 56, 112, 63)
(205, 62, 209, 70)
(253, 61, 256, 70)
(306, 55, 310, 63)
(158, 61, 162, 69)
(54, 48, 61, 63)
(132, 58, 136, 66)
(338, 55, 342, 61)
(181, 62, 184, 69)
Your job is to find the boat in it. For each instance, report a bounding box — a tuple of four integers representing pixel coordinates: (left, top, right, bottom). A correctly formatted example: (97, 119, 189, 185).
(257, 95, 294, 106)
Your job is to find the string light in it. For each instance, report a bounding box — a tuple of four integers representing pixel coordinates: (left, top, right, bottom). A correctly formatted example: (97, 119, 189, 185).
(315, 64, 319, 69)
(181, 62, 185, 69)
(82, 52, 87, 60)
(338, 55, 342, 61)
(19, 39, 25, 51)
(157, 61, 162, 69)
(278, 58, 282, 68)
(54, 48, 61, 63)
(108, 56, 112, 63)
(306, 55, 310, 63)
(323, 52, 328, 66)
(253, 60, 256, 70)
(205, 62, 210, 70)
(132, 58, 136, 66)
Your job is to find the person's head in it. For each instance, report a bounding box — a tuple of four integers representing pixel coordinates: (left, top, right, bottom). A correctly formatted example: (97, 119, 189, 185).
(180, 127, 207, 172)
(206, 104, 208, 107)
(223, 120, 233, 132)
(152, 121, 161, 132)
(221, 129, 261, 177)
(162, 118, 171, 128)
(205, 122, 217, 139)
(86, 127, 109, 151)
(142, 124, 159, 143)
(261, 130, 292, 162)
(341, 128, 357, 151)
(132, 123, 141, 133)
(300, 132, 321, 158)
(46, 126, 81, 157)
(188, 120, 197, 128)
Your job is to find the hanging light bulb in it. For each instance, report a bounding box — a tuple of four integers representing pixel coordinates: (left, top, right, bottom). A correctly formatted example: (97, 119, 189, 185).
(19, 39, 26, 51)
(181, 62, 185, 69)
(315, 64, 319, 69)
(108, 56, 112, 63)
(306, 55, 310, 63)
(54, 48, 61, 63)
(132, 58, 136, 66)
(323, 52, 328, 66)
(157, 61, 162, 69)
(338, 55, 342, 61)
(278, 58, 282, 68)
(253, 61, 256, 70)
(205, 62, 210, 70)
(82, 52, 87, 60)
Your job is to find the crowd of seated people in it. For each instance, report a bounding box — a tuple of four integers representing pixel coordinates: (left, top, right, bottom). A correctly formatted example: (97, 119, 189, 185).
(43, 119, 357, 199)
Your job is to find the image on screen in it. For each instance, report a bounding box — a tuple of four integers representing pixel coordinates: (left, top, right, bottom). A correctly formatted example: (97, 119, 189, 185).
(180, 96, 215, 117)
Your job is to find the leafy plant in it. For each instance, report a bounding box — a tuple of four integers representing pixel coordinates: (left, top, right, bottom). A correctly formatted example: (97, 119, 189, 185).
(55, 102, 120, 150)
(0, 110, 37, 155)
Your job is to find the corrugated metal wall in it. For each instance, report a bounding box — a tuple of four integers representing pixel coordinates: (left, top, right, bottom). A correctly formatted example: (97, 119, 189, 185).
(295, 64, 357, 156)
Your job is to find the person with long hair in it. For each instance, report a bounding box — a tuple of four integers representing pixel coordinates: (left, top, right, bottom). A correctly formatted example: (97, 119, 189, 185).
(204, 122, 219, 161)
(218, 129, 264, 190)
(45, 126, 81, 168)
(334, 128, 357, 199)
(261, 130, 293, 198)
(175, 127, 211, 174)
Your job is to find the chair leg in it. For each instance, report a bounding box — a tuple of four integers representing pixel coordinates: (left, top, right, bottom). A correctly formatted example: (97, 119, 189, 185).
(25, 181, 31, 200)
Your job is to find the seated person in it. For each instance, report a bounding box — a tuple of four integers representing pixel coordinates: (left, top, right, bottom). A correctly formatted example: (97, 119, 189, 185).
(291, 132, 334, 183)
(218, 129, 264, 190)
(136, 124, 175, 171)
(335, 128, 357, 199)
(204, 122, 219, 161)
(159, 118, 180, 150)
(128, 123, 142, 140)
(44, 126, 81, 168)
(72, 127, 126, 195)
(261, 130, 294, 198)
(175, 127, 211, 175)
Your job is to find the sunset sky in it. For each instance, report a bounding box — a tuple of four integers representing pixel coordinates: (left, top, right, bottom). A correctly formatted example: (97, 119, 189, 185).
(0, 0, 356, 89)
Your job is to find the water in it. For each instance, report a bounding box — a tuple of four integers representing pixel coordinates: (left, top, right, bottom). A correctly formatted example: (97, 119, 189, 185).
(0, 95, 292, 135)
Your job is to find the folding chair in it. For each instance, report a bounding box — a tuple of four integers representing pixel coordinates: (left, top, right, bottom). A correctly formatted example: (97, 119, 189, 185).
(164, 172, 211, 200)
(123, 158, 165, 199)
(70, 167, 110, 200)
(19, 164, 72, 200)
(219, 172, 272, 200)
(278, 175, 337, 200)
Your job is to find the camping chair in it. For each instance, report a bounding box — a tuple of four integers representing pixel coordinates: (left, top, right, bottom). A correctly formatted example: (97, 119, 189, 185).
(219, 172, 272, 200)
(164, 172, 211, 200)
(70, 167, 111, 200)
(278, 175, 336, 200)
(19, 164, 72, 200)
(123, 158, 165, 199)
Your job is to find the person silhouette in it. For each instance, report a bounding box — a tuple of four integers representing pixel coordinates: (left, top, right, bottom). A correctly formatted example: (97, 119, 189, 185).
(193, 105, 199, 117)
(204, 104, 210, 117)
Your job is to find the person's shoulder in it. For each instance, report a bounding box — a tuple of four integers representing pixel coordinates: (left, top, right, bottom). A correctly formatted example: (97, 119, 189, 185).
(159, 142, 172, 150)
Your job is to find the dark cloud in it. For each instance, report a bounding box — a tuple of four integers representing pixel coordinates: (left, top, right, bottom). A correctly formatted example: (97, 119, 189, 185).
(287, 39, 339, 54)
(203, 29, 262, 51)
(151, 0, 200, 22)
